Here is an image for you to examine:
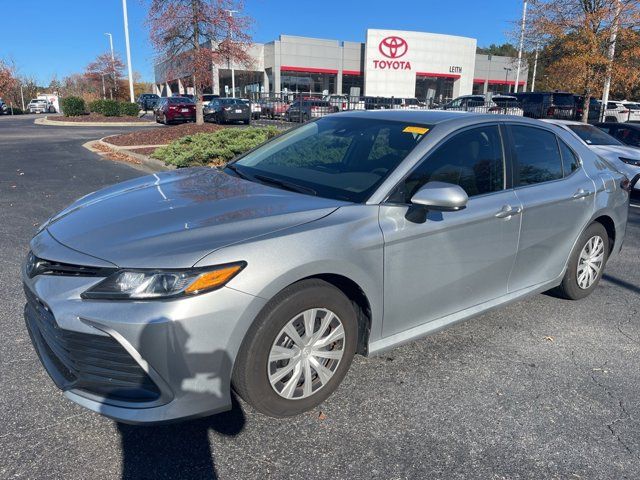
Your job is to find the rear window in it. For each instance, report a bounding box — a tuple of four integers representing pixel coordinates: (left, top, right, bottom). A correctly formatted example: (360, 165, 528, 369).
(552, 94, 575, 106)
(568, 124, 622, 146)
(168, 97, 194, 104)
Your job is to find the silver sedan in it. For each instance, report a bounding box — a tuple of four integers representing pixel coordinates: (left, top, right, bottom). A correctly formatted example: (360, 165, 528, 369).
(23, 111, 632, 423)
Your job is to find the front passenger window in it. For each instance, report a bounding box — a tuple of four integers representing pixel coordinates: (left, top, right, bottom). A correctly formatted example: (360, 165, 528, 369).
(389, 125, 505, 203)
(511, 125, 563, 186)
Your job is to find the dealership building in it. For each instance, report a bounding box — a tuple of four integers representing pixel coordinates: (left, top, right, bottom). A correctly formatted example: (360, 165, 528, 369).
(154, 29, 528, 103)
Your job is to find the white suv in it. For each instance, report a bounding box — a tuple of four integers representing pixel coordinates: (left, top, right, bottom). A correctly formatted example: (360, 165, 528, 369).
(603, 100, 640, 123)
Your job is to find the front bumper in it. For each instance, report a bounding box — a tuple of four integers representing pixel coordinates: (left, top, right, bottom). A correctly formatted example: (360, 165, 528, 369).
(23, 237, 266, 424)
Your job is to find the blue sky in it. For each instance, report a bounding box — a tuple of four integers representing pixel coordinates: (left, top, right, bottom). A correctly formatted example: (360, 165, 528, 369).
(0, 0, 521, 85)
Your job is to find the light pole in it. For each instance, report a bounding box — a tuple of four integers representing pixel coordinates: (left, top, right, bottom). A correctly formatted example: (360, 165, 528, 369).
(105, 32, 116, 99)
(224, 9, 238, 98)
(20, 84, 25, 110)
(531, 44, 539, 92)
(515, 0, 527, 93)
(122, 0, 135, 102)
(601, 0, 621, 122)
(504, 67, 512, 93)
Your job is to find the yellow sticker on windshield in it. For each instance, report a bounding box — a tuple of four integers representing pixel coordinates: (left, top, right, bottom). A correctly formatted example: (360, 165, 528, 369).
(403, 126, 429, 135)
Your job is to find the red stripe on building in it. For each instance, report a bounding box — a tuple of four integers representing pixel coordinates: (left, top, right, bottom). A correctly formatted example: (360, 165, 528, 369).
(280, 66, 339, 74)
(475, 79, 526, 86)
(342, 70, 362, 76)
(416, 72, 461, 79)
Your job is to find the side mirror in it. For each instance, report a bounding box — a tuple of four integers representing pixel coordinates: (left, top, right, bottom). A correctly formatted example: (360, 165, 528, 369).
(410, 181, 468, 211)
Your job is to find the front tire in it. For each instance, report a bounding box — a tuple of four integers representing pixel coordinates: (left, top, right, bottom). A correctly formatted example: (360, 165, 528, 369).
(233, 279, 358, 417)
(555, 222, 609, 300)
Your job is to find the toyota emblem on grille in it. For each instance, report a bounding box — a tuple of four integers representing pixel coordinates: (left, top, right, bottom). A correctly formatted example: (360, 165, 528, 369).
(378, 36, 408, 59)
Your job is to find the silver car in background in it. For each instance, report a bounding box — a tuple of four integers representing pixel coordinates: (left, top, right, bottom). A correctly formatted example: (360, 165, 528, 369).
(545, 119, 640, 190)
(23, 111, 632, 424)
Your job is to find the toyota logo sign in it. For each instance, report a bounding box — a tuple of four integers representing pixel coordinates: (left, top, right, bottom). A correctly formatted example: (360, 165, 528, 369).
(378, 36, 408, 59)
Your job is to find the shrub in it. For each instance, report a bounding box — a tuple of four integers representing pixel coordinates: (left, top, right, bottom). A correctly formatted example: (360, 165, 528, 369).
(153, 127, 280, 168)
(119, 102, 140, 117)
(88, 99, 108, 114)
(101, 99, 120, 116)
(60, 96, 86, 117)
(6, 106, 24, 115)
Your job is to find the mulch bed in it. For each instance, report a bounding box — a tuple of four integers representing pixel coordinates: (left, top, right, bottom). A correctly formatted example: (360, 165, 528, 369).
(104, 123, 222, 146)
(48, 114, 151, 123)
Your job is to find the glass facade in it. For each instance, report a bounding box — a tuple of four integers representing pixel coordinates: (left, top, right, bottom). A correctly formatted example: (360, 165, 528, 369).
(218, 69, 263, 98)
(415, 76, 455, 105)
(280, 71, 336, 94)
(342, 74, 363, 96)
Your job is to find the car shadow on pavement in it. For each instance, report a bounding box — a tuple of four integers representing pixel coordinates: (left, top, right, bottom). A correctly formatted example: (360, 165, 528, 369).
(602, 273, 640, 295)
(101, 320, 246, 480)
(116, 396, 245, 480)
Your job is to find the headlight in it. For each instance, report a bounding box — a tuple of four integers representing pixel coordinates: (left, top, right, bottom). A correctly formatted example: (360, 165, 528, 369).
(620, 157, 640, 166)
(81, 262, 246, 300)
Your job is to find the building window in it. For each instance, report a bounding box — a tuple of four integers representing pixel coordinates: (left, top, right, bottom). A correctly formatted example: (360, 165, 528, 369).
(342, 74, 363, 96)
(280, 70, 336, 95)
(472, 82, 485, 95)
(415, 76, 455, 105)
(218, 69, 263, 98)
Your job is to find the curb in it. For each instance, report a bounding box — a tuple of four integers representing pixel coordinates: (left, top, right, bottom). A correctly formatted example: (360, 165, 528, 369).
(35, 116, 157, 127)
(83, 138, 174, 173)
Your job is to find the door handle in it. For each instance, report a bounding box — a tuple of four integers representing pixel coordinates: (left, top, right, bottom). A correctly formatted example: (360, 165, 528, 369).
(572, 189, 593, 199)
(495, 205, 523, 218)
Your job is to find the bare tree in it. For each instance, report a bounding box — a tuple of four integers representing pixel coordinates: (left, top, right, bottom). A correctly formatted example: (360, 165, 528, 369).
(147, 0, 253, 124)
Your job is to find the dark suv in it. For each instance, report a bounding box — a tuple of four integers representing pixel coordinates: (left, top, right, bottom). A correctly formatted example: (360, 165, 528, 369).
(512, 92, 576, 119)
(137, 93, 159, 111)
(285, 99, 336, 121)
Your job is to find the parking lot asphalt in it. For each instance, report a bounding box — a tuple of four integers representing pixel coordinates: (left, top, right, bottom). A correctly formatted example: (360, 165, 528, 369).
(1, 114, 639, 480)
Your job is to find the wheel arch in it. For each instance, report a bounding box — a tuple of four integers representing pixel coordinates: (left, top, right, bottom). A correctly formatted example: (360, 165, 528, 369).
(592, 214, 616, 254)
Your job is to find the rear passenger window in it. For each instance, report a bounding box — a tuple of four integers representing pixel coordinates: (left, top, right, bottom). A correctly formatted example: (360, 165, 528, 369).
(511, 125, 563, 186)
(558, 140, 579, 175)
(390, 125, 505, 202)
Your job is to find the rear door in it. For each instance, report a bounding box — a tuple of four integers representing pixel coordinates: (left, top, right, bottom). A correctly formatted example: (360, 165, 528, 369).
(506, 124, 595, 292)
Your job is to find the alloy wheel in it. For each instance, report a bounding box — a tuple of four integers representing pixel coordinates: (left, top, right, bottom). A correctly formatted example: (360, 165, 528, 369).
(577, 235, 605, 289)
(267, 308, 345, 400)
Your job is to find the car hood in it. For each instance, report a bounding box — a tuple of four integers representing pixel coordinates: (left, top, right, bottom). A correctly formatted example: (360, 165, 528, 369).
(43, 168, 345, 268)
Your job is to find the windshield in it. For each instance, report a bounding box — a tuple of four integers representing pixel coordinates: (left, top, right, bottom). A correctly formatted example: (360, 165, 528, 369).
(168, 97, 194, 104)
(568, 124, 623, 146)
(229, 117, 431, 202)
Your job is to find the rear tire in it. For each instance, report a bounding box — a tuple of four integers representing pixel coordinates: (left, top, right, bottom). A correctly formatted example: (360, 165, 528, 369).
(554, 222, 609, 300)
(232, 279, 358, 418)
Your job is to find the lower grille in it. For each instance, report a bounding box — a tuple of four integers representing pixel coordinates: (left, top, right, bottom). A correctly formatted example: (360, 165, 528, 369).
(24, 286, 161, 404)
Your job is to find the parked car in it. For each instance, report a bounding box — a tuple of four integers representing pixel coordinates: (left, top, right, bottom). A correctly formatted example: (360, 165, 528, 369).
(545, 119, 640, 190)
(23, 111, 632, 423)
(240, 98, 261, 119)
(324, 94, 349, 111)
(204, 97, 250, 124)
(573, 96, 601, 122)
(202, 94, 220, 103)
(172, 93, 195, 101)
(27, 98, 52, 114)
(258, 98, 290, 118)
(0, 98, 8, 114)
(595, 122, 640, 148)
(485, 95, 524, 116)
(153, 97, 196, 124)
(600, 100, 640, 123)
(285, 99, 336, 122)
(512, 91, 576, 119)
(137, 93, 159, 111)
(391, 97, 426, 110)
(441, 95, 486, 111)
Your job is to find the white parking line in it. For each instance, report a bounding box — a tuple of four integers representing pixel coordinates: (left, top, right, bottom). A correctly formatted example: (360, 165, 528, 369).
(631, 203, 640, 209)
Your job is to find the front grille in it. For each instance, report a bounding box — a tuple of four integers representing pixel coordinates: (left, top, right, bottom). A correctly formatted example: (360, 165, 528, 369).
(24, 286, 161, 404)
(25, 251, 116, 279)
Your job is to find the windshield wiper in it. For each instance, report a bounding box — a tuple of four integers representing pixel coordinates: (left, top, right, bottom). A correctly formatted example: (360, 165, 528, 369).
(224, 163, 252, 180)
(253, 174, 317, 196)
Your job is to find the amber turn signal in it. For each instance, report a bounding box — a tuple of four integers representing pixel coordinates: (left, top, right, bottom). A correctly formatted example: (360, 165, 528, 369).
(185, 264, 245, 294)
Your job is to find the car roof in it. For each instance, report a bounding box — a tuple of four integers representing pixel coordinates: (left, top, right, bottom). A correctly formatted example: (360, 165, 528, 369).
(333, 109, 552, 127)
(541, 119, 586, 126)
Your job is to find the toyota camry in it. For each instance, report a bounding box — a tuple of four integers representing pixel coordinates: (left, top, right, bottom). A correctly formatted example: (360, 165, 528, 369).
(23, 110, 632, 423)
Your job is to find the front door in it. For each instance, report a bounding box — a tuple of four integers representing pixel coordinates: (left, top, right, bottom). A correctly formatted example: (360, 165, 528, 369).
(379, 124, 522, 337)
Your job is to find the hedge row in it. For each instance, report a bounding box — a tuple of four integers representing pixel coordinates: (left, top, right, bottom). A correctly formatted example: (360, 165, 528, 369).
(153, 127, 280, 168)
(60, 97, 86, 117)
(88, 99, 139, 117)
